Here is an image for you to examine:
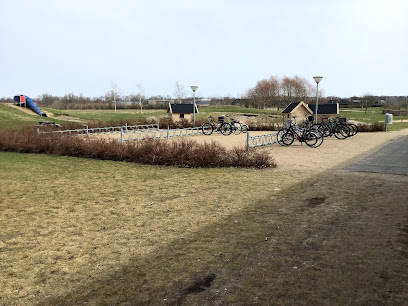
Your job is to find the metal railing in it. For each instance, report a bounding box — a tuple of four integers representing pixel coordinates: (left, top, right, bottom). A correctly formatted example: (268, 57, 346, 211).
(39, 123, 159, 135)
(246, 132, 278, 150)
(121, 127, 203, 143)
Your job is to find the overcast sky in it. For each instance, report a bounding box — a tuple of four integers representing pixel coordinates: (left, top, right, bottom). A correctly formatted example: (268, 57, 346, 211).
(1, 0, 407, 99)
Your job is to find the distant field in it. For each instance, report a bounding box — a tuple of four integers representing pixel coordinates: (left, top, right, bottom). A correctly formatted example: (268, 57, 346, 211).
(2, 103, 408, 131)
(44, 107, 167, 123)
(340, 107, 408, 131)
(0, 104, 281, 129)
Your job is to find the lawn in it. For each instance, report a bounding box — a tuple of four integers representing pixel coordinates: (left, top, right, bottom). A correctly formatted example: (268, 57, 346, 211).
(0, 104, 66, 129)
(2, 150, 408, 305)
(43, 107, 167, 123)
(200, 105, 280, 116)
(340, 107, 408, 131)
(0, 152, 294, 305)
(44, 105, 281, 123)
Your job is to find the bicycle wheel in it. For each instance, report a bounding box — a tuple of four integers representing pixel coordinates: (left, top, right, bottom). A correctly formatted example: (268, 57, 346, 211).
(220, 123, 232, 136)
(310, 124, 324, 138)
(277, 129, 286, 146)
(348, 123, 358, 136)
(322, 124, 331, 137)
(202, 123, 213, 135)
(232, 123, 241, 135)
(332, 124, 348, 140)
(240, 123, 249, 133)
(304, 131, 323, 148)
(303, 131, 318, 147)
(281, 131, 294, 146)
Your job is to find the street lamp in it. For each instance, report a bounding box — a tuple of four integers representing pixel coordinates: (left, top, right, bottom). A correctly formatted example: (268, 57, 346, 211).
(191, 85, 198, 127)
(313, 76, 323, 124)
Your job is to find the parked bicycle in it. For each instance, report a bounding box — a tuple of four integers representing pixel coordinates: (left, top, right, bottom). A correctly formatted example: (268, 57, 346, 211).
(313, 117, 355, 139)
(278, 118, 323, 148)
(202, 116, 232, 135)
(228, 116, 249, 135)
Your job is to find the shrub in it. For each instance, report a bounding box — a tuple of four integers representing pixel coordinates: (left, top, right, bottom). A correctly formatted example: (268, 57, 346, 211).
(0, 128, 276, 169)
(356, 122, 385, 132)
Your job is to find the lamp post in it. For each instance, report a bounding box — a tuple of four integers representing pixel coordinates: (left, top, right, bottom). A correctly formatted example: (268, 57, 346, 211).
(313, 76, 323, 124)
(191, 85, 198, 127)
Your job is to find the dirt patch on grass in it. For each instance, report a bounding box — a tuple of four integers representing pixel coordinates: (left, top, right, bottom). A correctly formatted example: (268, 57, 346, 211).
(5, 102, 51, 117)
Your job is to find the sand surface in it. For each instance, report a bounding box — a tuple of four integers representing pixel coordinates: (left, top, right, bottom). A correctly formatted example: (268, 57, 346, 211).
(87, 128, 408, 173)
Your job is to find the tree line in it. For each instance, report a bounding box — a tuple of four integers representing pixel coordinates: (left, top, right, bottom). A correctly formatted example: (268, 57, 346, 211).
(242, 75, 319, 110)
(1, 75, 406, 110)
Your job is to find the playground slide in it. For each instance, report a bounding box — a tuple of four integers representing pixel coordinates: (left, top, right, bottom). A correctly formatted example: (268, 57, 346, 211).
(14, 95, 48, 117)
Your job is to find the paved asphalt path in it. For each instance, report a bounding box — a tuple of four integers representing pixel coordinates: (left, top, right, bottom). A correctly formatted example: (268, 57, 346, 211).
(345, 135, 408, 176)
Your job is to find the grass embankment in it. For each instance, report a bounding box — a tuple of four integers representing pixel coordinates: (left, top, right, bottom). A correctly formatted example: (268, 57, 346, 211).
(0, 104, 66, 129)
(340, 107, 408, 131)
(201, 105, 280, 116)
(44, 107, 167, 123)
(0, 152, 290, 305)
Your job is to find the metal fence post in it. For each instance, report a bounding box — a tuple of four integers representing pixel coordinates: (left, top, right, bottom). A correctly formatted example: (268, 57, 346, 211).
(86, 125, 89, 135)
(247, 132, 250, 151)
(167, 126, 170, 139)
(125, 123, 128, 131)
(120, 128, 123, 143)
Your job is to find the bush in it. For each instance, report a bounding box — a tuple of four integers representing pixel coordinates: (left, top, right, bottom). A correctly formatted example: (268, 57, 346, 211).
(356, 122, 385, 132)
(0, 128, 276, 169)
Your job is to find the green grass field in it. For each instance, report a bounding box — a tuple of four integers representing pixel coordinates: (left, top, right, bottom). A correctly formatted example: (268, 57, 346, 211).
(0, 104, 281, 130)
(2, 102, 408, 131)
(44, 107, 168, 123)
(340, 107, 408, 131)
(0, 104, 65, 129)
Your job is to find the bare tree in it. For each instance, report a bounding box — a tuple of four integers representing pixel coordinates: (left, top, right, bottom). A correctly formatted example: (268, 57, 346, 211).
(362, 93, 375, 114)
(174, 81, 186, 103)
(246, 76, 280, 109)
(108, 81, 120, 113)
(136, 83, 145, 113)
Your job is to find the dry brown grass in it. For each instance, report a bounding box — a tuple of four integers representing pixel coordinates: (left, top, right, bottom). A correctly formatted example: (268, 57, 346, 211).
(0, 152, 291, 305)
(2, 129, 408, 305)
(2, 152, 408, 305)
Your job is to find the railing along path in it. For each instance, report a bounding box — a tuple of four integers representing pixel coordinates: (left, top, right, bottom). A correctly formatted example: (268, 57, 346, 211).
(40, 123, 159, 135)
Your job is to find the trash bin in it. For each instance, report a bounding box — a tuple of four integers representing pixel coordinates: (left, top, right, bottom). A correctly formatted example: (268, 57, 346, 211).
(385, 113, 393, 125)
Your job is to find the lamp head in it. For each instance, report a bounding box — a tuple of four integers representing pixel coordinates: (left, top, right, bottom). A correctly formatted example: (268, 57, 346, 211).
(313, 76, 323, 84)
(190, 85, 198, 92)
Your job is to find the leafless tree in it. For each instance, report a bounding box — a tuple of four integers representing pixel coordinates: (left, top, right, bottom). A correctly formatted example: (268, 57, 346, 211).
(136, 83, 145, 113)
(246, 76, 280, 109)
(174, 81, 186, 103)
(108, 81, 120, 113)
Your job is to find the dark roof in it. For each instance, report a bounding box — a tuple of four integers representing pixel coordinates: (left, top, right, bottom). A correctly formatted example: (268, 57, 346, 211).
(281, 102, 300, 114)
(169, 103, 198, 114)
(308, 104, 338, 114)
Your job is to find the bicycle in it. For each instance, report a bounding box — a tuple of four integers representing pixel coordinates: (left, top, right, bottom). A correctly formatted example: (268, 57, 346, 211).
(313, 117, 350, 139)
(201, 116, 232, 136)
(278, 118, 323, 148)
(228, 116, 248, 135)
